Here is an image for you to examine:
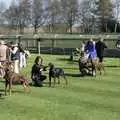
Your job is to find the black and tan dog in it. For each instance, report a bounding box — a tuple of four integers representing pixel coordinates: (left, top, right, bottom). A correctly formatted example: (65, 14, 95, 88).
(1, 62, 30, 95)
(48, 62, 68, 87)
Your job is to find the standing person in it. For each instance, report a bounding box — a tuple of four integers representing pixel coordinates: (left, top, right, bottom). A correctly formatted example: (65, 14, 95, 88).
(81, 41, 86, 52)
(11, 44, 20, 73)
(95, 37, 107, 63)
(31, 56, 47, 87)
(85, 38, 97, 61)
(18, 43, 26, 69)
(0, 40, 9, 77)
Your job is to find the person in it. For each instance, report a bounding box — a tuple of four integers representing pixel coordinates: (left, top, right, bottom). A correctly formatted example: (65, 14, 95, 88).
(116, 36, 120, 49)
(11, 44, 20, 73)
(85, 38, 97, 61)
(18, 43, 26, 68)
(95, 37, 107, 63)
(79, 51, 94, 76)
(81, 41, 86, 52)
(31, 56, 47, 87)
(79, 52, 89, 75)
(0, 40, 9, 61)
(0, 40, 9, 77)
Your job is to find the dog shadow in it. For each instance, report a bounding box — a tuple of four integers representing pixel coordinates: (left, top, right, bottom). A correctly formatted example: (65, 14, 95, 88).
(0, 89, 27, 97)
(65, 73, 81, 77)
(57, 58, 78, 63)
(65, 73, 94, 77)
(57, 58, 70, 61)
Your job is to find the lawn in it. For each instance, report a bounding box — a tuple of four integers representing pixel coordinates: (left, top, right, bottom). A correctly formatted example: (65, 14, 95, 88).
(0, 54, 120, 120)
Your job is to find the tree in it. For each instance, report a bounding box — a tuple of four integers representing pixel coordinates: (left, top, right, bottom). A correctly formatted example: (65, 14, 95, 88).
(112, 0, 120, 32)
(0, 1, 7, 26)
(4, 0, 32, 33)
(60, 0, 79, 34)
(17, 0, 32, 33)
(4, 0, 19, 30)
(46, 0, 61, 33)
(31, 0, 48, 33)
(99, 0, 113, 32)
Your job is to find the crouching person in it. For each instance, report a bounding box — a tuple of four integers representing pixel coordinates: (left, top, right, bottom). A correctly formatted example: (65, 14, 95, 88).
(79, 52, 89, 76)
(31, 56, 47, 87)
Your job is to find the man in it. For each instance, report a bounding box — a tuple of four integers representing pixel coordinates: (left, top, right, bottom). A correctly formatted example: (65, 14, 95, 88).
(95, 38, 107, 63)
(0, 40, 9, 77)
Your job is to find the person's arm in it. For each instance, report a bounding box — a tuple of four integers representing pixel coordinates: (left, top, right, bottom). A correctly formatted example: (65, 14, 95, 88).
(11, 47, 18, 54)
(6, 47, 10, 61)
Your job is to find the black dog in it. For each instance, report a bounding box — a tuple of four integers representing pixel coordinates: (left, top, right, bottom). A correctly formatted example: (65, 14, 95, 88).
(48, 63, 68, 87)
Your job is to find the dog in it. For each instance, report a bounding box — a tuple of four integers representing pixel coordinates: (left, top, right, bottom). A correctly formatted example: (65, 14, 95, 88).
(96, 62, 105, 75)
(2, 62, 30, 95)
(90, 59, 105, 76)
(48, 62, 68, 87)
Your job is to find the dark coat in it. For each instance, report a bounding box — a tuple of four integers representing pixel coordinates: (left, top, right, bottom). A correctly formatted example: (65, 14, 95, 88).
(95, 41, 107, 57)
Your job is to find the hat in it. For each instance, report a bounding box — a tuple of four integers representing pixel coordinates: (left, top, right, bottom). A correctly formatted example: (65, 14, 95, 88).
(0, 40, 5, 44)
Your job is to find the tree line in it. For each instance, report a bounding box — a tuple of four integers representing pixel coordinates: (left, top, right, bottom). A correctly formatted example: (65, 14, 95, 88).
(0, 0, 120, 34)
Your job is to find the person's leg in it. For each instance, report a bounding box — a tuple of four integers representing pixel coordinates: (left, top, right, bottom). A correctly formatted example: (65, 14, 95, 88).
(23, 53, 26, 68)
(14, 60, 19, 73)
(32, 77, 42, 87)
(40, 75, 47, 81)
(19, 52, 23, 68)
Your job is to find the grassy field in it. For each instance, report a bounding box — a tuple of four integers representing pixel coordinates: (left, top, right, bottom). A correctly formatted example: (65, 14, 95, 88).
(0, 54, 120, 120)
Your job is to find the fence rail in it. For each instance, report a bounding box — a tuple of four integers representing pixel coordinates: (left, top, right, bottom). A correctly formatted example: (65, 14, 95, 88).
(0, 34, 120, 56)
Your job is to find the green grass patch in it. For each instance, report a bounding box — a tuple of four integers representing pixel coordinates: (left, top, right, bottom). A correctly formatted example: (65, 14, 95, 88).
(0, 54, 120, 120)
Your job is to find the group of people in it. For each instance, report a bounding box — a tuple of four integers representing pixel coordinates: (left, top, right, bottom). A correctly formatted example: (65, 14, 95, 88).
(0, 40, 29, 77)
(79, 37, 107, 75)
(0, 39, 44, 87)
(0, 37, 108, 87)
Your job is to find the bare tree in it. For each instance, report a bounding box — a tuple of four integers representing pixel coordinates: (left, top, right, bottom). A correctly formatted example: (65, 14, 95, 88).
(79, 0, 94, 33)
(17, 0, 32, 33)
(31, 0, 47, 33)
(4, 0, 32, 34)
(99, 0, 113, 32)
(0, 1, 7, 26)
(46, 0, 61, 33)
(60, 0, 79, 34)
(112, 0, 120, 32)
(4, 0, 18, 30)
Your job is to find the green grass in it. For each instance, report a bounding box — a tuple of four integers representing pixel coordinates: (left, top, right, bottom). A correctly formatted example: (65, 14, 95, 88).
(0, 54, 120, 120)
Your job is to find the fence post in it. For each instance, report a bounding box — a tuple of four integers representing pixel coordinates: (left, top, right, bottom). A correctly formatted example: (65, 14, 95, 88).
(33, 34, 40, 54)
(38, 38, 41, 55)
(52, 39, 56, 48)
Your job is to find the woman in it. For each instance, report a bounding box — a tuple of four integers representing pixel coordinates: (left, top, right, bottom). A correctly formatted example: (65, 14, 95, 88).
(31, 56, 47, 87)
(85, 38, 97, 60)
(11, 44, 20, 73)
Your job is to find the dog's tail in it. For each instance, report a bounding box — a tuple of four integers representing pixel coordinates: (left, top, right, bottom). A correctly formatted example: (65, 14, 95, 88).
(62, 72, 68, 86)
(21, 76, 30, 92)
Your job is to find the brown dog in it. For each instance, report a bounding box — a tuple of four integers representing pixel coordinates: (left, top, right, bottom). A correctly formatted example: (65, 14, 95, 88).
(2, 62, 30, 95)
